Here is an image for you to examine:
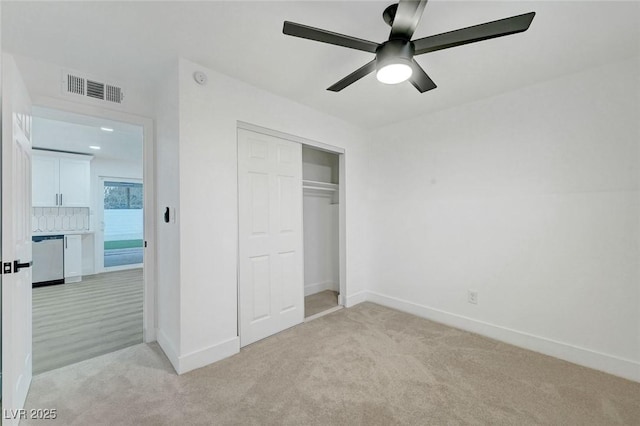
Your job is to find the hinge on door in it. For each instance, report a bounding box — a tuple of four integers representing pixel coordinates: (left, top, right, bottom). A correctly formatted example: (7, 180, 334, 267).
(144, 241, 147, 248)
(3, 262, 12, 274)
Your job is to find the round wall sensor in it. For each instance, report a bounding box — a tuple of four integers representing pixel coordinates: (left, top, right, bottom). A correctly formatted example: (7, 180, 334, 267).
(193, 71, 208, 86)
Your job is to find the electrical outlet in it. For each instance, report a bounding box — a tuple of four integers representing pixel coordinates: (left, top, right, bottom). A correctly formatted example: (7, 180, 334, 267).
(468, 290, 478, 305)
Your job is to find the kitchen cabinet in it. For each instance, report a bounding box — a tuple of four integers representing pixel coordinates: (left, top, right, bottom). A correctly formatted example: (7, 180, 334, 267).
(32, 154, 59, 207)
(64, 234, 82, 283)
(32, 150, 92, 207)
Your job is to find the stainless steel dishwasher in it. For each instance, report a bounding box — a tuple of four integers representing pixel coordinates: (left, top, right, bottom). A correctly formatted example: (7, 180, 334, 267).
(32, 235, 64, 286)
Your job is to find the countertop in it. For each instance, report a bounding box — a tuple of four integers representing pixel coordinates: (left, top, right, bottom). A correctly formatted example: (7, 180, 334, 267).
(32, 230, 94, 237)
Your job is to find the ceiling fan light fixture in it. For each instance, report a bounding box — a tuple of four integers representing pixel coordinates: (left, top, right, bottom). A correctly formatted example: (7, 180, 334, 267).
(282, 2, 535, 93)
(376, 62, 413, 84)
(375, 39, 415, 85)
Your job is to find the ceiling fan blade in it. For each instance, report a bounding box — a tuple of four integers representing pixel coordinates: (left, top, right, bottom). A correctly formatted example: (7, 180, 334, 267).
(283, 21, 378, 53)
(327, 60, 377, 92)
(409, 60, 437, 93)
(390, 0, 429, 40)
(413, 12, 535, 55)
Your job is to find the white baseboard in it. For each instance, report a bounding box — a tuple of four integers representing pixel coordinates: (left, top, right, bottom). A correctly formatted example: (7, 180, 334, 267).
(366, 291, 640, 383)
(176, 337, 240, 375)
(156, 328, 180, 374)
(143, 326, 156, 343)
(304, 281, 338, 296)
(157, 329, 240, 375)
(344, 290, 367, 308)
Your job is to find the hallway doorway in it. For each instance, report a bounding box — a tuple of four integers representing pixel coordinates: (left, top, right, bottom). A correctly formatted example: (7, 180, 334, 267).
(31, 107, 145, 374)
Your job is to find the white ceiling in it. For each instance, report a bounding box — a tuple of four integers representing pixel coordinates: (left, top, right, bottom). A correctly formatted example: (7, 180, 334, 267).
(32, 107, 143, 162)
(3, 1, 639, 128)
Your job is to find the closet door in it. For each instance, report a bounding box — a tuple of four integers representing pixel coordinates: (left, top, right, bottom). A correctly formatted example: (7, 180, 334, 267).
(238, 129, 304, 347)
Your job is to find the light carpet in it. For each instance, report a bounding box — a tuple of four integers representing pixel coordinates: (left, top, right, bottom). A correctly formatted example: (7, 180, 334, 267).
(23, 302, 640, 425)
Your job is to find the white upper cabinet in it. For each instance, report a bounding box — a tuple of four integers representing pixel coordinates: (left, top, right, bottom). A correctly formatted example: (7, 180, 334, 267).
(32, 150, 92, 207)
(32, 154, 60, 207)
(58, 157, 91, 207)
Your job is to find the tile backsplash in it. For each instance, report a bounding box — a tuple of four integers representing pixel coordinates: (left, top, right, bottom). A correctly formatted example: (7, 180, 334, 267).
(32, 207, 90, 233)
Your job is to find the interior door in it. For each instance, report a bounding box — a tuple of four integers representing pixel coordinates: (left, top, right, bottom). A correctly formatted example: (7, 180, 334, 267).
(238, 128, 304, 347)
(2, 54, 33, 424)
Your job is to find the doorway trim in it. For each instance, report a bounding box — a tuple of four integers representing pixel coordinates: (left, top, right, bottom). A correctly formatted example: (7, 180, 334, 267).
(236, 121, 348, 308)
(33, 96, 156, 343)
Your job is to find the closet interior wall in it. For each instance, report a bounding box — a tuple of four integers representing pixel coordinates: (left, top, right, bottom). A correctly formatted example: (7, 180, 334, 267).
(302, 146, 339, 297)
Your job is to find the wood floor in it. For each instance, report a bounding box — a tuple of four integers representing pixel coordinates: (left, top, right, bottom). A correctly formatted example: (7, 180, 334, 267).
(32, 269, 143, 375)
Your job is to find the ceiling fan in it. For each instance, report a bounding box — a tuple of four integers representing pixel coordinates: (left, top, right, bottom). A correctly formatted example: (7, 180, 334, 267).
(283, 0, 535, 93)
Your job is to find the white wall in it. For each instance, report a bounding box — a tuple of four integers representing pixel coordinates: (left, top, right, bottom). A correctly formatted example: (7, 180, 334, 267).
(366, 57, 640, 381)
(303, 194, 339, 296)
(302, 147, 340, 296)
(153, 57, 370, 374)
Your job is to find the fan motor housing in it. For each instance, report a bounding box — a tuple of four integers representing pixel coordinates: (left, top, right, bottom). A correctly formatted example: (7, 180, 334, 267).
(382, 3, 399, 27)
(376, 39, 415, 69)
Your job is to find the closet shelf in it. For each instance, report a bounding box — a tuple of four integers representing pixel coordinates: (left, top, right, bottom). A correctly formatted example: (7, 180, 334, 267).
(302, 180, 338, 192)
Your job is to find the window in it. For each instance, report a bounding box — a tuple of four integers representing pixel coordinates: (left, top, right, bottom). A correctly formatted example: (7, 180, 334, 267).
(103, 181, 143, 268)
(104, 181, 143, 209)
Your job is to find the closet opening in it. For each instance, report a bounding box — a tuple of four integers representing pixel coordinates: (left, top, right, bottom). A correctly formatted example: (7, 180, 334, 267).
(302, 145, 342, 319)
(237, 123, 346, 346)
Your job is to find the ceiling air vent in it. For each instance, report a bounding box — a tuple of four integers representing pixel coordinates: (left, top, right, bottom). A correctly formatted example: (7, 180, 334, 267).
(86, 80, 105, 100)
(67, 74, 85, 96)
(62, 71, 124, 104)
(105, 85, 122, 103)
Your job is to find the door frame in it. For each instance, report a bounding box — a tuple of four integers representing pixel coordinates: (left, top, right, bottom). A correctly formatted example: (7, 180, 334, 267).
(31, 96, 156, 343)
(236, 121, 348, 311)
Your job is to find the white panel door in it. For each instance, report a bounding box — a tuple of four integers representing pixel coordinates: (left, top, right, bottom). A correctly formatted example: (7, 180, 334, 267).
(238, 129, 303, 347)
(2, 54, 33, 425)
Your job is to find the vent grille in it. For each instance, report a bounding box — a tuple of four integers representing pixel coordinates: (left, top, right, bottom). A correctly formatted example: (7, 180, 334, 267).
(67, 75, 85, 95)
(86, 80, 105, 100)
(63, 72, 124, 104)
(105, 85, 122, 103)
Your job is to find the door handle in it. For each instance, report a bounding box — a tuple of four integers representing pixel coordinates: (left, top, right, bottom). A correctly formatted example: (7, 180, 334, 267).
(14, 260, 33, 273)
(60, 193, 63, 205)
